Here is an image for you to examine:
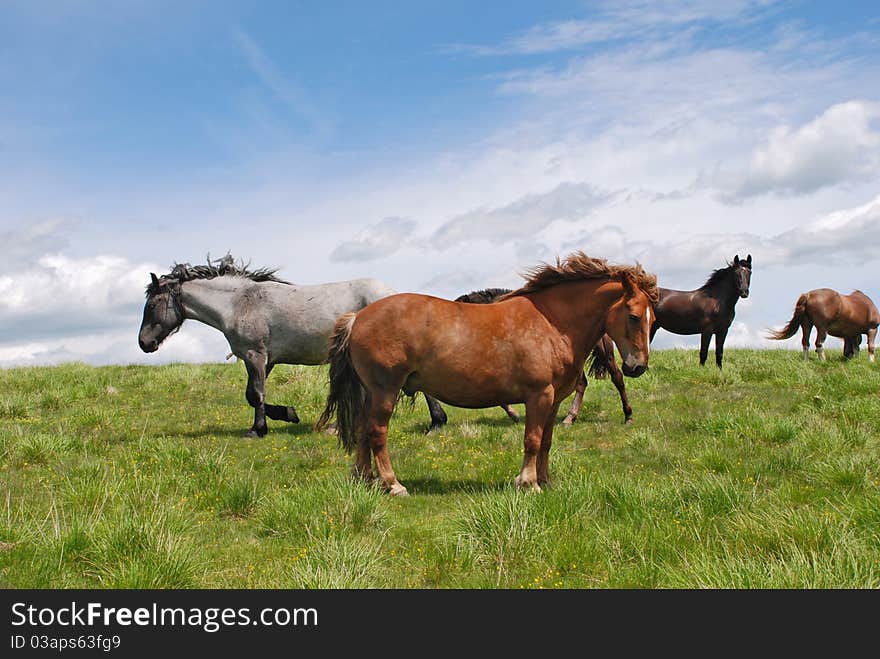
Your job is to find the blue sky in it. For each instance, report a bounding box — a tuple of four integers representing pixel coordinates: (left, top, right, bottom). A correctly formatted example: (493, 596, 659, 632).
(2, 1, 880, 365)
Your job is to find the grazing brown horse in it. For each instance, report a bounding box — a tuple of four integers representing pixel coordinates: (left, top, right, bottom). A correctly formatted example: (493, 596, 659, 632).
(317, 253, 658, 495)
(456, 288, 633, 424)
(767, 288, 879, 361)
(651, 254, 752, 368)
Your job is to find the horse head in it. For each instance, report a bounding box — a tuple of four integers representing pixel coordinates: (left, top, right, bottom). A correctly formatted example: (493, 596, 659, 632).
(138, 272, 184, 352)
(732, 254, 752, 299)
(605, 269, 655, 377)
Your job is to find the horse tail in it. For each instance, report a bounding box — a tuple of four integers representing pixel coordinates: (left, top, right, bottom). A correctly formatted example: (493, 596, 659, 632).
(767, 294, 807, 340)
(587, 345, 609, 380)
(316, 312, 365, 454)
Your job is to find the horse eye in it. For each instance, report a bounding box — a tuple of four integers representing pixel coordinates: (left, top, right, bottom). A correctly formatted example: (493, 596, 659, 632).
(628, 314, 639, 322)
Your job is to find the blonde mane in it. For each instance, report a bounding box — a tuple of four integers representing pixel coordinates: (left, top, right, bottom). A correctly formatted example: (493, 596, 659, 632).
(502, 251, 659, 303)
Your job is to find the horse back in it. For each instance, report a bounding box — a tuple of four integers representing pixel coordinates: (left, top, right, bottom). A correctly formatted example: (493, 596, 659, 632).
(653, 287, 718, 334)
(231, 279, 395, 364)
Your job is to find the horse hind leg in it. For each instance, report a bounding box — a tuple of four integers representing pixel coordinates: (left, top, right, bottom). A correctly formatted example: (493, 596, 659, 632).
(537, 401, 562, 487)
(366, 389, 408, 496)
(815, 327, 827, 361)
(265, 404, 300, 423)
(423, 394, 447, 433)
(800, 318, 813, 360)
(501, 404, 520, 422)
(260, 363, 300, 423)
(606, 358, 633, 424)
(699, 332, 711, 366)
(562, 372, 586, 426)
(868, 328, 877, 363)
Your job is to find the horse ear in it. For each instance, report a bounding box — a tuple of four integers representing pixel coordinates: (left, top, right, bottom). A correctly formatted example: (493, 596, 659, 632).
(150, 273, 160, 288)
(746, 254, 752, 265)
(733, 255, 740, 265)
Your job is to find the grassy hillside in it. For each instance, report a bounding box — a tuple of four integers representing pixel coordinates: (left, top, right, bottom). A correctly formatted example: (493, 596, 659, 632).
(1, 349, 879, 588)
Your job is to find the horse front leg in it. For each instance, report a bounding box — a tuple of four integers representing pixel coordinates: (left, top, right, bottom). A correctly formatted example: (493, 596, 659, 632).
(263, 363, 301, 424)
(715, 327, 728, 369)
(243, 350, 269, 438)
(699, 332, 711, 366)
(815, 328, 827, 361)
(424, 394, 447, 432)
(537, 401, 562, 486)
(868, 328, 877, 363)
(515, 387, 554, 491)
(562, 372, 586, 426)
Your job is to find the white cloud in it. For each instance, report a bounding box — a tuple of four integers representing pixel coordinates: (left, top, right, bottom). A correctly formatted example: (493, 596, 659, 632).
(714, 101, 880, 200)
(0, 253, 151, 319)
(0, 253, 232, 367)
(448, 0, 771, 55)
(0, 217, 77, 269)
(0, 323, 228, 368)
(329, 216, 417, 263)
(432, 182, 612, 248)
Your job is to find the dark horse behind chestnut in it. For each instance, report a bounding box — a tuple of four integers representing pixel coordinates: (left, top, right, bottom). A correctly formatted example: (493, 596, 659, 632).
(317, 253, 657, 495)
(455, 288, 633, 424)
(767, 288, 879, 361)
(651, 254, 752, 369)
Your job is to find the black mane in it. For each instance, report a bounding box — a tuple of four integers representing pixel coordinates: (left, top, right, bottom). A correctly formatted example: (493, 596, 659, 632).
(455, 288, 513, 304)
(146, 253, 290, 296)
(700, 261, 747, 290)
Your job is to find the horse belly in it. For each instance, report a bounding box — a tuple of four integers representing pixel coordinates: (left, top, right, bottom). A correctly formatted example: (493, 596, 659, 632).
(409, 371, 524, 408)
(406, 341, 543, 408)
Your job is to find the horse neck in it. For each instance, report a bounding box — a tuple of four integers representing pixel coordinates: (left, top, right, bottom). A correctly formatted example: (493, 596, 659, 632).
(526, 279, 622, 349)
(178, 278, 241, 333)
(702, 271, 737, 309)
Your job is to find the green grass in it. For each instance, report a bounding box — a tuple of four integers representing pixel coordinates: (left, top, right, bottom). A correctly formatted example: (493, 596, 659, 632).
(1, 350, 879, 588)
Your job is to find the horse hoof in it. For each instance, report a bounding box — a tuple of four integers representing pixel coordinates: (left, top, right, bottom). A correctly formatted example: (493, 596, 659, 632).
(388, 483, 409, 497)
(514, 475, 541, 492)
(624, 418, 634, 425)
(286, 407, 300, 423)
(244, 429, 266, 439)
(426, 424, 444, 435)
(562, 416, 575, 426)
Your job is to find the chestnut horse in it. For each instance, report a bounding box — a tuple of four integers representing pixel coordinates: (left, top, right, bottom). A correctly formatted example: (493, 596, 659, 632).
(455, 288, 633, 424)
(767, 288, 880, 361)
(651, 254, 752, 368)
(317, 253, 658, 495)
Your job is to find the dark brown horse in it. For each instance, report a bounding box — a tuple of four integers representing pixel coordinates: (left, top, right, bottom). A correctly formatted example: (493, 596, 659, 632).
(651, 254, 752, 368)
(767, 288, 879, 361)
(456, 288, 633, 424)
(317, 253, 658, 495)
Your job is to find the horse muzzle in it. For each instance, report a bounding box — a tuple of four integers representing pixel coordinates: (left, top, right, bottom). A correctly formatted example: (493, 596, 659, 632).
(622, 354, 647, 377)
(138, 337, 159, 353)
(740, 291, 749, 298)
(622, 363, 647, 377)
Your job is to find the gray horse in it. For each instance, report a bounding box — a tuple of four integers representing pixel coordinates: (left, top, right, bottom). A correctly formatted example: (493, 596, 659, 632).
(138, 255, 448, 437)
